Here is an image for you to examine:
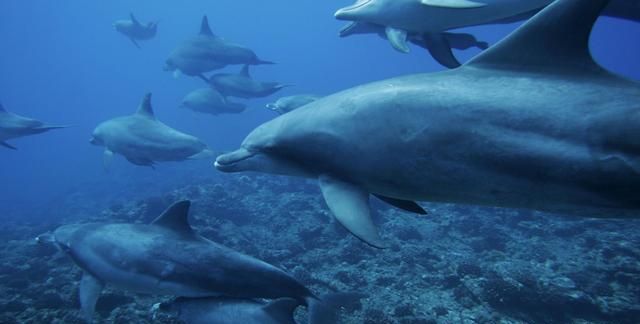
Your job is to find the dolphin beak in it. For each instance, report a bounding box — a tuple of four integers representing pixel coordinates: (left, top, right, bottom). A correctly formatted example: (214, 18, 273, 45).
(339, 22, 359, 37)
(214, 148, 255, 172)
(335, 0, 372, 20)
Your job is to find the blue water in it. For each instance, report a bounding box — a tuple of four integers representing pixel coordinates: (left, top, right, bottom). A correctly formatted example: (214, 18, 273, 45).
(0, 1, 640, 322)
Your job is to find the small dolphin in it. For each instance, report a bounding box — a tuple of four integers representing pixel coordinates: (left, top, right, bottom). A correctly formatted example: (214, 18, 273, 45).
(181, 88, 246, 115)
(113, 13, 158, 49)
(217, 0, 640, 248)
(335, 0, 550, 58)
(205, 65, 289, 99)
(90, 93, 212, 168)
(339, 21, 488, 68)
(266, 95, 321, 115)
(0, 102, 68, 150)
(165, 16, 273, 77)
(37, 201, 356, 323)
(153, 297, 299, 324)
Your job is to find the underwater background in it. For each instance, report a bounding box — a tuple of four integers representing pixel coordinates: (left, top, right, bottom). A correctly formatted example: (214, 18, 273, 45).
(1, 0, 640, 323)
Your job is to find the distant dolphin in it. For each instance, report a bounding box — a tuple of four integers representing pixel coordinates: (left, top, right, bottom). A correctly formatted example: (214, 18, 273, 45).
(266, 95, 321, 115)
(0, 102, 68, 150)
(339, 21, 488, 68)
(113, 13, 158, 49)
(205, 65, 289, 99)
(165, 16, 274, 77)
(90, 93, 212, 168)
(37, 201, 357, 323)
(153, 297, 299, 324)
(216, 0, 640, 248)
(335, 0, 550, 57)
(181, 88, 246, 115)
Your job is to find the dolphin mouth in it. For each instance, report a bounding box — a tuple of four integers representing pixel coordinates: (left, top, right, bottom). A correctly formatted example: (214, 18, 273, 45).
(214, 148, 256, 172)
(335, 0, 372, 19)
(339, 22, 359, 37)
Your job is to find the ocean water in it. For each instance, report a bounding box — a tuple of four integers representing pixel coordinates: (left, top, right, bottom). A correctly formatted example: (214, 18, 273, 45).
(0, 0, 640, 323)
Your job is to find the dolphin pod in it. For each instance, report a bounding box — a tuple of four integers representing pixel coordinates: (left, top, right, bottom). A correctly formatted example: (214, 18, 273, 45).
(37, 201, 359, 324)
(113, 13, 158, 48)
(90, 93, 212, 168)
(165, 16, 274, 77)
(0, 102, 68, 150)
(216, 0, 640, 248)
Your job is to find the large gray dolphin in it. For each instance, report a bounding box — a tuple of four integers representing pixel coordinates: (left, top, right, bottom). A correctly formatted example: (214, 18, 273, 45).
(216, 0, 640, 248)
(153, 297, 298, 324)
(165, 16, 274, 77)
(181, 88, 246, 115)
(205, 65, 289, 99)
(90, 93, 212, 168)
(0, 102, 67, 150)
(266, 94, 321, 115)
(113, 13, 158, 49)
(37, 201, 355, 323)
(339, 21, 488, 68)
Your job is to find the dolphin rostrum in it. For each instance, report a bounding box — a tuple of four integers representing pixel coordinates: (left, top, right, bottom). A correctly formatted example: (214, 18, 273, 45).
(37, 201, 357, 323)
(216, 0, 640, 248)
(205, 65, 289, 99)
(90, 93, 212, 168)
(0, 102, 68, 150)
(165, 16, 274, 77)
(113, 13, 158, 49)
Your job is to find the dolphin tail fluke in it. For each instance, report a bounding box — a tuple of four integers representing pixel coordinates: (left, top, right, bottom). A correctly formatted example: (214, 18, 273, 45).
(1, 141, 16, 150)
(308, 293, 365, 324)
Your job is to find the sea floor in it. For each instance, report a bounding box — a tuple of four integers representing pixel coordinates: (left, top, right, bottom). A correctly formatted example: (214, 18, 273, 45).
(1, 173, 639, 323)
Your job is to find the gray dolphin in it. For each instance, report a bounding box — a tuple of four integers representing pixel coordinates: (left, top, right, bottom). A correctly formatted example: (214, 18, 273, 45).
(0, 102, 68, 150)
(165, 16, 274, 77)
(113, 13, 158, 49)
(37, 201, 355, 323)
(153, 297, 298, 324)
(266, 94, 321, 115)
(335, 0, 550, 56)
(181, 88, 246, 115)
(216, 0, 640, 248)
(339, 21, 488, 68)
(205, 65, 290, 99)
(90, 93, 212, 168)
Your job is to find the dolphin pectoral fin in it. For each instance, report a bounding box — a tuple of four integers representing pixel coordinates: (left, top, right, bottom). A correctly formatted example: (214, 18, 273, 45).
(318, 175, 386, 249)
(79, 272, 104, 323)
(103, 149, 114, 170)
(1, 141, 17, 150)
(385, 27, 410, 53)
(421, 0, 487, 9)
(173, 70, 182, 79)
(262, 298, 299, 324)
(424, 33, 461, 69)
(129, 37, 141, 49)
(125, 156, 155, 168)
(373, 194, 427, 215)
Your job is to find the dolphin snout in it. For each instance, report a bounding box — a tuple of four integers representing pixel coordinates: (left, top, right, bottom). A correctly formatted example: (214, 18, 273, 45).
(335, 0, 372, 19)
(214, 148, 255, 172)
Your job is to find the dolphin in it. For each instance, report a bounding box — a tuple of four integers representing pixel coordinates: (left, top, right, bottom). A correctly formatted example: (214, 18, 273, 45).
(153, 297, 298, 324)
(205, 65, 289, 99)
(339, 21, 488, 68)
(90, 93, 212, 168)
(36, 201, 357, 323)
(335, 0, 551, 56)
(266, 94, 321, 115)
(0, 102, 68, 150)
(181, 88, 246, 115)
(113, 13, 158, 49)
(216, 0, 640, 248)
(165, 16, 274, 77)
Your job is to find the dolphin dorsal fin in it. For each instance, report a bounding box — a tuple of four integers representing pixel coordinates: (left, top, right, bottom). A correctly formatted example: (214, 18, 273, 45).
(466, 0, 610, 75)
(135, 93, 156, 119)
(130, 13, 140, 25)
(240, 65, 251, 77)
(262, 298, 298, 324)
(151, 200, 195, 235)
(199, 15, 216, 37)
